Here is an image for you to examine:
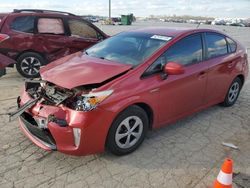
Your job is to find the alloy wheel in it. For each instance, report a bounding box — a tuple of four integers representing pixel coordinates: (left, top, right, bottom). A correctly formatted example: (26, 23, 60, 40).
(115, 116, 143, 149)
(20, 57, 41, 76)
(228, 82, 240, 103)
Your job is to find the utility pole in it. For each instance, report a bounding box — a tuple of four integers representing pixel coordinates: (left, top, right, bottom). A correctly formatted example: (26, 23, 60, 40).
(109, 0, 111, 20)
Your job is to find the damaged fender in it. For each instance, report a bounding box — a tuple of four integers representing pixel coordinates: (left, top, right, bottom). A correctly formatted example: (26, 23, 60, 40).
(0, 53, 15, 69)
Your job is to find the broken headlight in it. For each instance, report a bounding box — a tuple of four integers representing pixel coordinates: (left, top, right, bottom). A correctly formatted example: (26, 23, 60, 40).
(75, 90, 113, 111)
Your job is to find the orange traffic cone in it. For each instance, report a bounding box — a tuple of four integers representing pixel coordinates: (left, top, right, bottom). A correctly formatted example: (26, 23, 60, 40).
(213, 158, 233, 188)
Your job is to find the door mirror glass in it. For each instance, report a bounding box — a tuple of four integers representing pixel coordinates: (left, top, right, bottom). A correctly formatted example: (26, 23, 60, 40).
(164, 62, 185, 75)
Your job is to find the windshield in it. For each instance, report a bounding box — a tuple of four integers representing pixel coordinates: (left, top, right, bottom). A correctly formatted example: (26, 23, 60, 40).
(85, 32, 172, 66)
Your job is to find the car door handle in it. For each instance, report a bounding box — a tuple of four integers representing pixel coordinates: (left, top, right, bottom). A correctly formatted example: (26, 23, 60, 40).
(150, 88, 160, 93)
(198, 71, 206, 79)
(228, 62, 234, 68)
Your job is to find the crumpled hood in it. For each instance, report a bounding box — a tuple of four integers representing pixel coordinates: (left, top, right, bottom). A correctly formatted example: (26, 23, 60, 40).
(40, 52, 132, 89)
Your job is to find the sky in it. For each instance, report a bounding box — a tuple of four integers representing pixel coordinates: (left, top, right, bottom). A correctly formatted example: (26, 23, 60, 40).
(0, 0, 249, 18)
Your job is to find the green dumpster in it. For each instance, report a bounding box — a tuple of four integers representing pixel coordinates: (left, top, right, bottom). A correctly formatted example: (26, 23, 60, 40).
(121, 15, 132, 25)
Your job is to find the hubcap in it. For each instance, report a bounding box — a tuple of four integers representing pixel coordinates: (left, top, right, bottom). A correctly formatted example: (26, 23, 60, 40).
(115, 116, 143, 149)
(20, 57, 41, 76)
(228, 82, 240, 103)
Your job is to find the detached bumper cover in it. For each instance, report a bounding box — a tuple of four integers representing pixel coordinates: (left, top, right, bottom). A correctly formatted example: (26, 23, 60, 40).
(19, 112, 57, 151)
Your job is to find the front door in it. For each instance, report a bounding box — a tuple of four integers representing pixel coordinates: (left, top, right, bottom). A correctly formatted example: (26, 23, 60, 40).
(65, 19, 102, 53)
(144, 33, 208, 127)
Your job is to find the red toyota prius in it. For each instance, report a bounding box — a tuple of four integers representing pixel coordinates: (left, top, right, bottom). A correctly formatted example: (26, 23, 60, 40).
(11, 28, 248, 156)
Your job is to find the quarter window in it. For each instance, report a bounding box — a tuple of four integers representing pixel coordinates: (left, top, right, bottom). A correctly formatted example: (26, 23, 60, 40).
(227, 37, 237, 53)
(206, 33, 227, 58)
(10, 16, 35, 33)
(37, 18, 65, 34)
(68, 19, 97, 38)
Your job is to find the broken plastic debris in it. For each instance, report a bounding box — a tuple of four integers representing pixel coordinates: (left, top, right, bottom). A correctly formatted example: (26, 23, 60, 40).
(2, 144, 10, 150)
(222, 142, 238, 149)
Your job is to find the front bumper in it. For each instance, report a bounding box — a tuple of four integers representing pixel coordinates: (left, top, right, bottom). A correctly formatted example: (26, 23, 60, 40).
(16, 90, 116, 156)
(19, 112, 56, 151)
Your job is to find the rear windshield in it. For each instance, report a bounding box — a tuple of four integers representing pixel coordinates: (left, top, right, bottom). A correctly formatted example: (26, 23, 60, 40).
(86, 32, 172, 67)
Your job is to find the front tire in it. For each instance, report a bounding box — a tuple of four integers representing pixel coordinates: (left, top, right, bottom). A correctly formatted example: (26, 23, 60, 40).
(221, 77, 242, 107)
(16, 52, 46, 78)
(106, 105, 149, 156)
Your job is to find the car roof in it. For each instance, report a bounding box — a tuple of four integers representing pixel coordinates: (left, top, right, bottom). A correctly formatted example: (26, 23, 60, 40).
(131, 27, 223, 37)
(0, 13, 9, 17)
(0, 9, 78, 18)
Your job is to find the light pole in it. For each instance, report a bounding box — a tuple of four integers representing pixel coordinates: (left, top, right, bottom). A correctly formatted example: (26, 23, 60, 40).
(109, 0, 111, 20)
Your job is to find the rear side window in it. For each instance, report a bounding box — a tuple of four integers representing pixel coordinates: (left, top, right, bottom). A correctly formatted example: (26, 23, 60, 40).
(165, 34, 203, 66)
(10, 16, 35, 33)
(37, 18, 65, 34)
(206, 33, 228, 58)
(68, 19, 97, 38)
(227, 37, 237, 53)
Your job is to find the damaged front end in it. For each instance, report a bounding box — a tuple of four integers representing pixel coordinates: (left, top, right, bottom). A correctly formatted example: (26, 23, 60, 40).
(9, 79, 77, 121)
(9, 75, 115, 122)
(20, 79, 113, 112)
(8, 79, 113, 152)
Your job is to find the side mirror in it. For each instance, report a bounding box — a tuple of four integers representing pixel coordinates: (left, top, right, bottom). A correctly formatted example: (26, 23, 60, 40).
(164, 62, 185, 75)
(97, 33, 104, 40)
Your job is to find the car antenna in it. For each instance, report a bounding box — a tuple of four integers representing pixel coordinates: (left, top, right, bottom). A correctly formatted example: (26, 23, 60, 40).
(196, 22, 201, 28)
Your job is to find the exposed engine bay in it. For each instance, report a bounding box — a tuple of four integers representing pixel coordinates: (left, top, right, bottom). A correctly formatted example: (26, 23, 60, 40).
(9, 78, 114, 121)
(26, 80, 75, 105)
(25, 79, 92, 109)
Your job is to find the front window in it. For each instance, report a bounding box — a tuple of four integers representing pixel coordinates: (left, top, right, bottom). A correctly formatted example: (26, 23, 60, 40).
(144, 34, 203, 76)
(85, 32, 171, 66)
(68, 19, 98, 39)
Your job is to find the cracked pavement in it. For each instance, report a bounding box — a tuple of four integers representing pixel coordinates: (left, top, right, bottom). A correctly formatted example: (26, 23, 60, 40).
(0, 22, 250, 188)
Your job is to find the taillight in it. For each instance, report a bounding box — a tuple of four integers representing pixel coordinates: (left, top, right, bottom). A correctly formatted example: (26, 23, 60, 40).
(0, 34, 9, 43)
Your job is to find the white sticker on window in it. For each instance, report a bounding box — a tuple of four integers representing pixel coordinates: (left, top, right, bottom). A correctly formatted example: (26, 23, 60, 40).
(151, 35, 172, 41)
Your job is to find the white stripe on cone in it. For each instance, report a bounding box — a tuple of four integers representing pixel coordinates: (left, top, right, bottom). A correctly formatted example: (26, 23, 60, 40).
(217, 170, 232, 185)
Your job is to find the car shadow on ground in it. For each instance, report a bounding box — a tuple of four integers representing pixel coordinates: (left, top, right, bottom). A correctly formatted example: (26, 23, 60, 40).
(100, 105, 225, 168)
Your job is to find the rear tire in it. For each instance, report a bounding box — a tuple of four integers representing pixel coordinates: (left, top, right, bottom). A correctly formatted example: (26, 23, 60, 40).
(16, 52, 46, 78)
(106, 105, 149, 156)
(221, 77, 242, 107)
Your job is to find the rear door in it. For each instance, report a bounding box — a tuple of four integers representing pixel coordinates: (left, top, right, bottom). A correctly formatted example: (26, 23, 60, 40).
(64, 18, 103, 52)
(34, 16, 69, 62)
(203, 32, 236, 104)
